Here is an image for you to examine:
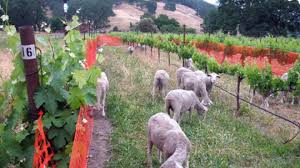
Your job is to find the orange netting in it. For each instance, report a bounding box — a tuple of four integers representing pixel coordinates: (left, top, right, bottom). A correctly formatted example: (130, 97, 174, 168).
(198, 47, 299, 76)
(69, 106, 94, 168)
(33, 111, 55, 168)
(69, 35, 121, 168)
(85, 35, 122, 68)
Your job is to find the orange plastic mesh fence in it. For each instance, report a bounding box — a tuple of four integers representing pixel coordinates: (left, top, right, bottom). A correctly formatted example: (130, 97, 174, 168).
(69, 35, 121, 168)
(69, 106, 94, 168)
(33, 111, 55, 168)
(33, 35, 121, 168)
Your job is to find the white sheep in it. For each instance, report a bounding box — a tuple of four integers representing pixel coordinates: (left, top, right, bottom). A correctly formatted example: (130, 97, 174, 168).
(184, 58, 195, 71)
(165, 89, 208, 124)
(96, 72, 109, 117)
(248, 72, 290, 108)
(147, 112, 192, 168)
(176, 67, 193, 88)
(180, 71, 220, 106)
(152, 70, 170, 98)
(128, 46, 135, 54)
(278, 72, 297, 104)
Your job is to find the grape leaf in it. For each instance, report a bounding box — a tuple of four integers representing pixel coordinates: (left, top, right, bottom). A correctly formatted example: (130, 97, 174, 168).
(67, 87, 85, 110)
(73, 70, 88, 89)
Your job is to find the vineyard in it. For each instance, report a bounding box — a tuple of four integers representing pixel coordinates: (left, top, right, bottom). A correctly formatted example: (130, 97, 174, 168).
(1, 13, 300, 168)
(113, 32, 300, 106)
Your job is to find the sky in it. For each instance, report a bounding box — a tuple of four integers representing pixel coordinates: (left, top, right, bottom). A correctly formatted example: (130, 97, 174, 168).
(204, 0, 219, 6)
(203, 0, 300, 6)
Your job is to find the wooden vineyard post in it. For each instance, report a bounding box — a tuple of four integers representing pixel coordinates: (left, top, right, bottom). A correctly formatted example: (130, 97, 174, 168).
(63, 0, 68, 36)
(236, 75, 243, 116)
(19, 26, 40, 120)
(182, 24, 186, 67)
(158, 48, 160, 63)
(168, 52, 171, 66)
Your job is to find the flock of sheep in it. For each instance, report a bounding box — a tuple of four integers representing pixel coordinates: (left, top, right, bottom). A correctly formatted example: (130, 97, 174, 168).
(94, 46, 297, 168)
(148, 59, 220, 168)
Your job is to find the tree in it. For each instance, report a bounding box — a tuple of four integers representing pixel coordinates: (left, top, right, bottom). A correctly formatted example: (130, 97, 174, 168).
(203, 9, 220, 33)
(134, 18, 158, 33)
(68, 0, 114, 29)
(154, 14, 179, 30)
(50, 17, 64, 32)
(145, 1, 157, 14)
(204, 0, 300, 37)
(164, 0, 176, 11)
(4, 0, 46, 30)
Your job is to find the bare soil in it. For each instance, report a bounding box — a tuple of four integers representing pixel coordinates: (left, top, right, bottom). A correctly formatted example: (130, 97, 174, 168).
(87, 109, 112, 168)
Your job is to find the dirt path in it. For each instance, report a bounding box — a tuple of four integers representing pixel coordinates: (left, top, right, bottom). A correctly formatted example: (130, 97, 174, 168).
(87, 109, 112, 168)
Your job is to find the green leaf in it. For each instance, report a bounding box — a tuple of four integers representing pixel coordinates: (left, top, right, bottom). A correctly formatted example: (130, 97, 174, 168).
(52, 118, 65, 127)
(73, 70, 88, 89)
(15, 130, 29, 143)
(67, 87, 85, 110)
(13, 95, 26, 113)
(64, 113, 77, 135)
(34, 86, 60, 114)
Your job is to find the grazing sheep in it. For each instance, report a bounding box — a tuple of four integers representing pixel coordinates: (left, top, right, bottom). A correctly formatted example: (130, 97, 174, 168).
(176, 67, 193, 88)
(180, 72, 220, 106)
(165, 89, 208, 124)
(147, 112, 192, 168)
(278, 72, 297, 104)
(96, 72, 109, 117)
(184, 58, 195, 71)
(152, 70, 170, 98)
(128, 46, 135, 54)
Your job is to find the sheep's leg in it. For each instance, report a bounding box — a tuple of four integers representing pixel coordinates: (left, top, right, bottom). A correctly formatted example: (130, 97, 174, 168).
(173, 109, 181, 125)
(165, 100, 172, 117)
(291, 95, 295, 105)
(188, 109, 192, 122)
(147, 139, 153, 168)
(102, 93, 106, 117)
(183, 155, 189, 168)
(262, 96, 269, 108)
(158, 150, 162, 163)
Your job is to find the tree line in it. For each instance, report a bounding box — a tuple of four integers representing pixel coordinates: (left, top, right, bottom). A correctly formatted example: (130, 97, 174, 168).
(204, 0, 300, 37)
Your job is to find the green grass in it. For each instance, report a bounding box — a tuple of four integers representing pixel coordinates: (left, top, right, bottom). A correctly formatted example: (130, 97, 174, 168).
(101, 47, 300, 168)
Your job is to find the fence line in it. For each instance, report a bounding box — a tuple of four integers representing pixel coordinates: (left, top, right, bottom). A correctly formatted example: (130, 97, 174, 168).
(214, 84, 300, 128)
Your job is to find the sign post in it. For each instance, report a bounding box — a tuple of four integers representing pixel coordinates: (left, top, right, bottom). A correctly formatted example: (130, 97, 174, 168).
(19, 26, 40, 120)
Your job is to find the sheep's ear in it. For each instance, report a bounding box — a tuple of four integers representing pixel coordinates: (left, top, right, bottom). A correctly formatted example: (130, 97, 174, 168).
(217, 75, 221, 78)
(207, 74, 212, 77)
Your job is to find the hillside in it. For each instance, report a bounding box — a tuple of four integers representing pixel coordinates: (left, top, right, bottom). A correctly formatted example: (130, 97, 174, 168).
(107, 2, 203, 33)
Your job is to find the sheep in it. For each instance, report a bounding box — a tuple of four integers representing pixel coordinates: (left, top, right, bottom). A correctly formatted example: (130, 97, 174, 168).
(128, 45, 135, 54)
(147, 112, 192, 168)
(180, 71, 220, 106)
(165, 89, 208, 124)
(248, 73, 291, 108)
(152, 70, 170, 98)
(176, 67, 193, 88)
(184, 58, 195, 71)
(278, 72, 297, 104)
(96, 72, 109, 117)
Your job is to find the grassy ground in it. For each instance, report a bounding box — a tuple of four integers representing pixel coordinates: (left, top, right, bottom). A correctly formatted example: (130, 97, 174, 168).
(101, 46, 300, 168)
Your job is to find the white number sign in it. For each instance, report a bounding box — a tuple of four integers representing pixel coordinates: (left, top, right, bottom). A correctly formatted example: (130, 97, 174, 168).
(21, 44, 36, 60)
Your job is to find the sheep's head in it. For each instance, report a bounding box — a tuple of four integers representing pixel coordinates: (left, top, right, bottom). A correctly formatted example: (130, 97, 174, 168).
(201, 99, 213, 107)
(207, 73, 220, 84)
(195, 101, 208, 114)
